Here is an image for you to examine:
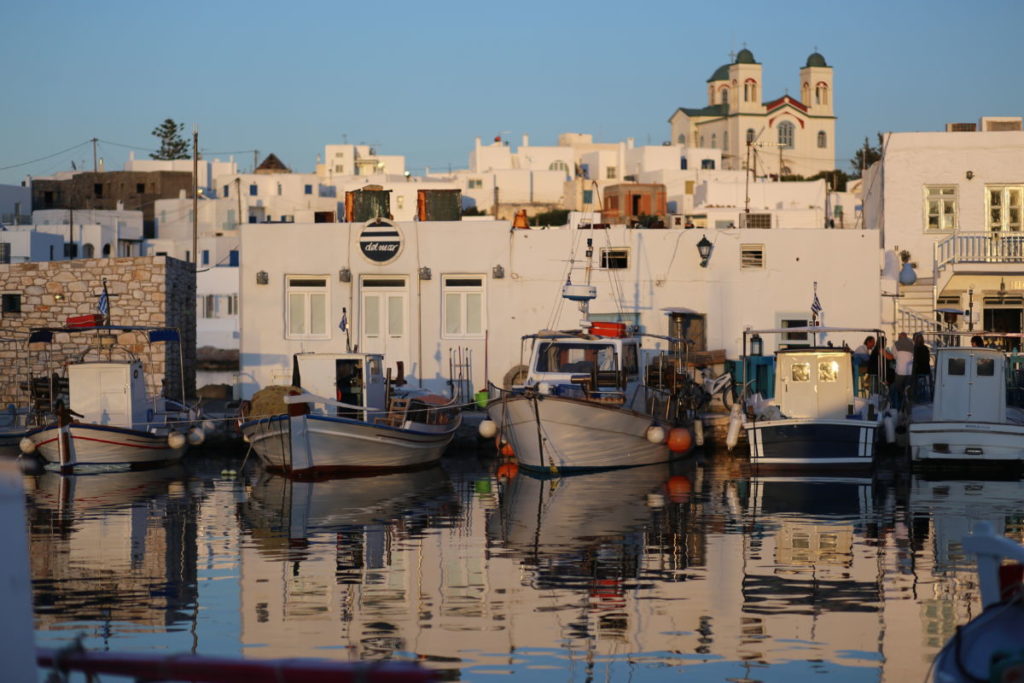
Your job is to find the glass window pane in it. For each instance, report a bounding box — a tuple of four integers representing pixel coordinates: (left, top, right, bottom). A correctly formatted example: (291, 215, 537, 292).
(948, 358, 965, 376)
(388, 296, 403, 336)
(976, 358, 995, 376)
(309, 293, 326, 335)
(445, 292, 462, 335)
(792, 363, 810, 382)
(818, 360, 838, 382)
(289, 293, 305, 335)
(466, 292, 482, 334)
(365, 297, 380, 337)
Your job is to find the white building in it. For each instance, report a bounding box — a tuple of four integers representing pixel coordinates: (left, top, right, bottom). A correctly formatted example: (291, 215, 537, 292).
(863, 117, 1024, 342)
(0, 227, 64, 264)
(32, 207, 144, 257)
(669, 48, 837, 178)
(124, 152, 238, 196)
(237, 218, 880, 399)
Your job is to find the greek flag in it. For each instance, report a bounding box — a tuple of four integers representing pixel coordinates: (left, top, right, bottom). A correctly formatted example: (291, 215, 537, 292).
(338, 308, 347, 332)
(810, 284, 822, 323)
(98, 289, 109, 318)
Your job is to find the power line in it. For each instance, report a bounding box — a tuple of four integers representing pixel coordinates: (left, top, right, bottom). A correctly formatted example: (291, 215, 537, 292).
(0, 140, 92, 171)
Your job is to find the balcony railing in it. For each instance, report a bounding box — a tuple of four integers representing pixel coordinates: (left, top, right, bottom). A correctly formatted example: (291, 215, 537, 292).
(936, 231, 1024, 269)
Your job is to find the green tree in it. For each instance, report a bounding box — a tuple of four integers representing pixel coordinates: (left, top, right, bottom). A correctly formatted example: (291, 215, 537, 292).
(850, 133, 884, 177)
(150, 118, 190, 160)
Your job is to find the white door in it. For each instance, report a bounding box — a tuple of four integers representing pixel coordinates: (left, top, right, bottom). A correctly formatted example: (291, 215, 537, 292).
(360, 277, 411, 369)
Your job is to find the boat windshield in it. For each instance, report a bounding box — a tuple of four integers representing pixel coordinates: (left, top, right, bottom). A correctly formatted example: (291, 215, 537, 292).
(534, 342, 617, 374)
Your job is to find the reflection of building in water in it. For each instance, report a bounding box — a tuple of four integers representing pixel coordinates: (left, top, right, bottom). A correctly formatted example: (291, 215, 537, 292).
(27, 469, 198, 628)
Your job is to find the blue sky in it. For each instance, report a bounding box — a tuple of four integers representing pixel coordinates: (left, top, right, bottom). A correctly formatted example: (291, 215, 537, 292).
(1, 0, 1020, 184)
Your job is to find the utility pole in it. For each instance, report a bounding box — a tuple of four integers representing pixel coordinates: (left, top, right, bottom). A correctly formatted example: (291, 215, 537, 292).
(192, 125, 199, 267)
(91, 138, 98, 172)
(68, 207, 73, 259)
(235, 177, 242, 227)
(744, 140, 752, 215)
(253, 150, 259, 173)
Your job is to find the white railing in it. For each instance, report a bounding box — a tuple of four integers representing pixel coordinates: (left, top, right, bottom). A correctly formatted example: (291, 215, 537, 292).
(936, 231, 1024, 269)
(896, 305, 942, 336)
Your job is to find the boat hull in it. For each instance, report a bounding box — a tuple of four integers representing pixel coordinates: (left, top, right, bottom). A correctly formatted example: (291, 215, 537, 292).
(488, 393, 677, 472)
(909, 421, 1024, 463)
(25, 423, 187, 469)
(745, 418, 880, 468)
(240, 413, 460, 474)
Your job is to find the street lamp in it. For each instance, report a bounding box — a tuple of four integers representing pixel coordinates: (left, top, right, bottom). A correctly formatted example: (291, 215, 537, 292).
(697, 236, 713, 268)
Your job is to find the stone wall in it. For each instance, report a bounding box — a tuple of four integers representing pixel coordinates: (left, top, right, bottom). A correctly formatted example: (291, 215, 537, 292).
(0, 256, 196, 407)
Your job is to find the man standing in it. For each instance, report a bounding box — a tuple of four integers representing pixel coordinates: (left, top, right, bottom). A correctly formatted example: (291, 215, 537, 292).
(891, 332, 915, 409)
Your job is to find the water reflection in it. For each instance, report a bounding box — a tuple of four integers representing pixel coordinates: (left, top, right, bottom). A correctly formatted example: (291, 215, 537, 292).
(18, 449, 1024, 681)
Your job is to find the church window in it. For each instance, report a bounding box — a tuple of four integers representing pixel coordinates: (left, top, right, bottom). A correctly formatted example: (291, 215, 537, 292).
(924, 186, 958, 232)
(700, 135, 705, 147)
(816, 84, 829, 105)
(720, 88, 729, 105)
(744, 81, 758, 102)
(677, 133, 686, 145)
(778, 121, 795, 149)
(817, 131, 827, 148)
(746, 128, 755, 144)
(711, 134, 717, 148)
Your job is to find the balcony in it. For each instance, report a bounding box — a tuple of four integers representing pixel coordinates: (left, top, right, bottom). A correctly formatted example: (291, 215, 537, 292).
(936, 231, 1024, 268)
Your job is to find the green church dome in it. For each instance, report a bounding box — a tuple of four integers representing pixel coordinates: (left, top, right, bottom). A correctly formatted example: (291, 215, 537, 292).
(735, 48, 756, 64)
(806, 52, 828, 67)
(707, 63, 730, 82)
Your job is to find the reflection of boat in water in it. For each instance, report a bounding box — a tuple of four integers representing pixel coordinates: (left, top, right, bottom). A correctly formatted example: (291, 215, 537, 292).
(748, 476, 873, 518)
(243, 465, 454, 544)
(30, 463, 187, 514)
(488, 463, 671, 559)
(932, 521, 1024, 682)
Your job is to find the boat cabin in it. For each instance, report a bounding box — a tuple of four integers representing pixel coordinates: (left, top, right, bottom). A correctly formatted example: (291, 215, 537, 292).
(774, 348, 855, 419)
(69, 361, 149, 428)
(931, 347, 1006, 423)
(523, 332, 640, 400)
(292, 352, 387, 416)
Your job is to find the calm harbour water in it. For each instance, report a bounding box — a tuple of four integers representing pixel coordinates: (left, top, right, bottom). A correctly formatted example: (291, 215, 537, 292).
(22, 443, 1024, 682)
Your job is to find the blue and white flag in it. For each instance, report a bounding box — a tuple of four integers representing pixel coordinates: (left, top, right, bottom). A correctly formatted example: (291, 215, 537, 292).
(338, 307, 348, 332)
(810, 282, 822, 323)
(98, 288, 109, 318)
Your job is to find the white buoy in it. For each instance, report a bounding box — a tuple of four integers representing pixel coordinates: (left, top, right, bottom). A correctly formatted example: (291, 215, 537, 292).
(478, 419, 498, 439)
(693, 419, 705, 447)
(884, 411, 896, 444)
(646, 425, 666, 444)
(725, 403, 743, 451)
(187, 426, 205, 446)
(18, 437, 35, 455)
(167, 431, 187, 449)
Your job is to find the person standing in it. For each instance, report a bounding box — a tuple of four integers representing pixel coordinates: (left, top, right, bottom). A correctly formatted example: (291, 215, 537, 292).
(891, 332, 915, 410)
(912, 332, 931, 402)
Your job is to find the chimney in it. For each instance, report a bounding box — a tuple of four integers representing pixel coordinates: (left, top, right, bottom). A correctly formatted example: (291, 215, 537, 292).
(522, 134, 529, 147)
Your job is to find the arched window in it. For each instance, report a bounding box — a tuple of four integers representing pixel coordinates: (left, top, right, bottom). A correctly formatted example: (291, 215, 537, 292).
(802, 83, 810, 103)
(677, 133, 686, 145)
(82, 243, 95, 258)
(746, 128, 755, 144)
(817, 131, 827, 148)
(723, 131, 729, 152)
(816, 84, 829, 105)
(549, 160, 569, 173)
(711, 133, 717, 148)
(778, 121, 795, 149)
(700, 135, 705, 147)
(744, 80, 757, 102)
(720, 88, 729, 105)
(102, 243, 111, 256)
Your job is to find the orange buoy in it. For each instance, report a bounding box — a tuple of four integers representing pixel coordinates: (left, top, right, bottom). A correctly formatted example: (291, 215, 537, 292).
(666, 427, 692, 453)
(665, 475, 693, 502)
(496, 461, 518, 481)
(500, 443, 515, 458)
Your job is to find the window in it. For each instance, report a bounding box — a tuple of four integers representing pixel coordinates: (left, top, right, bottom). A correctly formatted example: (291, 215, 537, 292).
(201, 250, 210, 265)
(136, 183, 145, 194)
(746, 128, 755, 144)
(701, 159, 715, 170)
(677, 133, 686, 144)
(468, 179, 482, 189)
(276, 183, 282, 196)
(817, 131, 827, 148)
(741, 213, 772, 229)
(304, 184, 312, 195)
(549, 161, 569, 173)
(94, 183, 103, 198)
(229, 250, 239, 266)
(815, 84, 829, 105)
(780, 318, 810, 349)
(202, 294, 216, 318)
(711, 134, 717, 149)
(948, 358, 966, 376)
(0, 243, 9, 264)
(740, 244, 764, 268)
(977, 358, 995, 376)
(791, 362, 810, 382)
(685, 181, 695, 195)
(442, 275, 484, 338)
(778, 121, 795, 149)
(286, 276, 329, 339)
(334, 164, 344, 173)
(925, 186, 958, 231)
(818, 360, 839, 382)
(986, 186, 1022, 232)
(606, 166, 617, 180)
(744, 81, 757, 102)
(720, 88, 728, 104)
(1, 293, 21, 313)
(249, 184, 258, 196)
(223, 184, 229, 197)
(582, 189, 593, 204)
(227, 294, 238, 316)
(680, 157, 687, 170)
(600, 248, 629, 269)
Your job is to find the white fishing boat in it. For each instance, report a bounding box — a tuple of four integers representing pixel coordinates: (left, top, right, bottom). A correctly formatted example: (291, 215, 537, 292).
(19, 325, 203, 471)
(740, 326, 893, 469)
(240, 352, 462, 475)
(909, 345, 1024, 466)
(932, 520, 1024, 682)
(486, 237, 696, 473)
